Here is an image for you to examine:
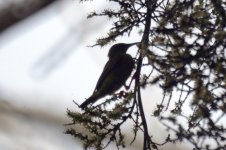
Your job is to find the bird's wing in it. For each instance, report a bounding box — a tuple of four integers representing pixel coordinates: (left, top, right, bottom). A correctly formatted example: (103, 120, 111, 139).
(93, 56, 121, 93)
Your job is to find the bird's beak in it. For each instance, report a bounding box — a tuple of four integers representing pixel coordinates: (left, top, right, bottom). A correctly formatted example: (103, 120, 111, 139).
(128, 42, 140, 47)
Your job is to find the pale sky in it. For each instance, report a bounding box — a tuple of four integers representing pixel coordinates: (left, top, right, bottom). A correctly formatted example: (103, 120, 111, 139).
(0, 1, 144, 149)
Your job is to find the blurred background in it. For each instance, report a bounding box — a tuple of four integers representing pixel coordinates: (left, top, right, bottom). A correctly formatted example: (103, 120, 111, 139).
(0, 0, 192, 149)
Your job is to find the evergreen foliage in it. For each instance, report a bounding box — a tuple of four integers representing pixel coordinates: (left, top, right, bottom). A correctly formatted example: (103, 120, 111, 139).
(66, 0, 226, 149)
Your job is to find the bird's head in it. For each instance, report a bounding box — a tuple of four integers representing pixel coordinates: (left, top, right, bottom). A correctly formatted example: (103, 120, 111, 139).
(108, 42, 139, 58)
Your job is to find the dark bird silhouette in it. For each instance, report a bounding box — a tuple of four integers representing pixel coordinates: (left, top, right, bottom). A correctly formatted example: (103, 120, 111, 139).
(80, 42, 139, 109)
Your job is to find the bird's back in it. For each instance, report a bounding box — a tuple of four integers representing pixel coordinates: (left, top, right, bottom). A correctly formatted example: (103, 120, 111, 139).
(96, 54, 134, 95)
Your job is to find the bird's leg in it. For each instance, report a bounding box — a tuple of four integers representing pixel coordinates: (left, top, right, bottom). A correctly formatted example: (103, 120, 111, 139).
(124, 71, 138, 90)
(117, 90, 128, 98)
(118, 91, 125, 98)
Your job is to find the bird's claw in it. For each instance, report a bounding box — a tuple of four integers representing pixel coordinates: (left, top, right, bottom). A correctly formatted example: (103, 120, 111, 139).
(117, 91, 128, 98)
(124, 85, 130, 90)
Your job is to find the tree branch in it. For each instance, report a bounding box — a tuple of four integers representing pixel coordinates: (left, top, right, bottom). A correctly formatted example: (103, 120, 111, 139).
(134, 0, 154, 149)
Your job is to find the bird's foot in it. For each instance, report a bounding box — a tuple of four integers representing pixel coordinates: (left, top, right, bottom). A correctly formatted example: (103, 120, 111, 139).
(124, 85, 130, 90)
(117, 90, 128, 98)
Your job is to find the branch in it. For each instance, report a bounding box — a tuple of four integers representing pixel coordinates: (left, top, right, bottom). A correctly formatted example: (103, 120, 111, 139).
(134, 0, 154, 149)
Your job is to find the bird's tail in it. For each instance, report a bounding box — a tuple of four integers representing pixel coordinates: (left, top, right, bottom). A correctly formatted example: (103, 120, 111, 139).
(80, 93, 99, 109)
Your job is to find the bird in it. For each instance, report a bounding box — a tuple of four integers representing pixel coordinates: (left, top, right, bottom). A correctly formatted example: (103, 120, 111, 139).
(80, 42, 139, 109)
